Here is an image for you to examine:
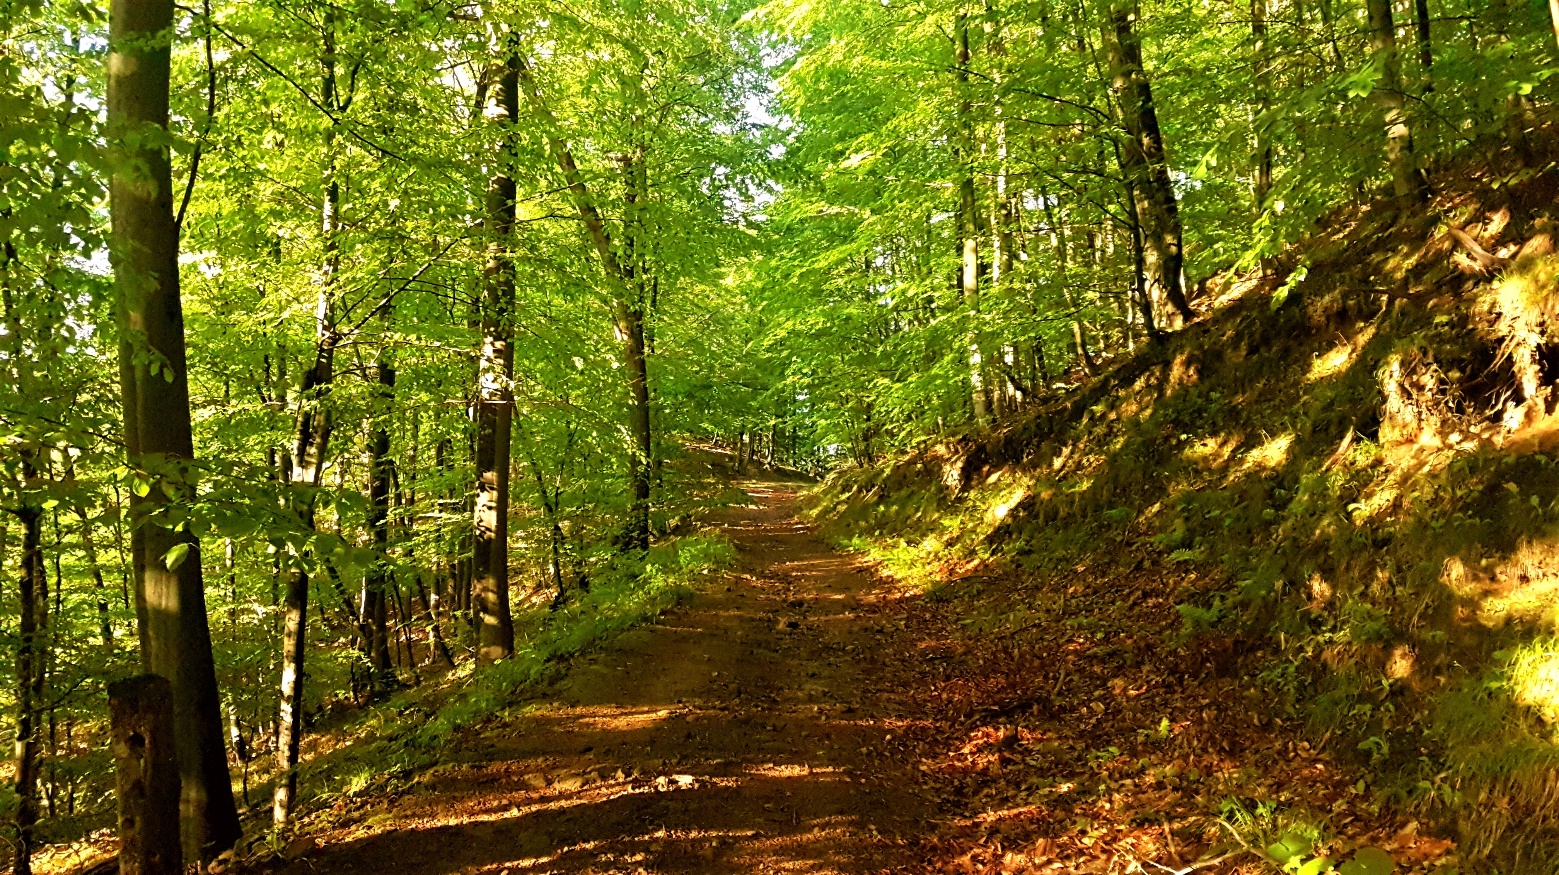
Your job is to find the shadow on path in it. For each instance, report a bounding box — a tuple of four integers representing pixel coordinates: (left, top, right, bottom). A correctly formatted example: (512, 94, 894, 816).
(269, 482, 939, 874)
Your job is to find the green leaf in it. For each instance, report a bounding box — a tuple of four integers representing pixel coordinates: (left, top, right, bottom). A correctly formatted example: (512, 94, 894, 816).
(1338, 848, 1394, 875)
(163, 542, 191, 571)
(1267, 833, 1313, 864)
(1298, 857, 1334, 875)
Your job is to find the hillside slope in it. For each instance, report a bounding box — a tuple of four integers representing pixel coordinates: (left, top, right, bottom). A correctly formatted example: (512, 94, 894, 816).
(808, 145, 1559, 873)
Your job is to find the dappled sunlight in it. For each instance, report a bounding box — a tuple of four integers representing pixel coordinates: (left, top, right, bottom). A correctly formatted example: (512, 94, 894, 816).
(1235, 431, 1293, 474)
(987, 485, 1030, 524)
(1510, 638, 1559, 728)
(250, 480, 934, 875)
(1442, 533, 1559, 630)
(1181, 433, 1241, 471)
(1307, 325, 1377, 383)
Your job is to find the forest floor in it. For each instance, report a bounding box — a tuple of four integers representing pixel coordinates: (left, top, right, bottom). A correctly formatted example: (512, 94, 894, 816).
(240, 478, 1456, 875)
(248, 478, 944, 874)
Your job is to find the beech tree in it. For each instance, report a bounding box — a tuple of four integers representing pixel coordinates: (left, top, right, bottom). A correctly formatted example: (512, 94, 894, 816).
(1, 0, 1554, 868)
(107, 0, 241, 859)
(473, 18, 520, 664)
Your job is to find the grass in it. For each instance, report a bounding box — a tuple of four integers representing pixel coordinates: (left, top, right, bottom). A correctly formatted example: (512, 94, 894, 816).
(276, 532, 735, 834)
(802, 172, 1559, 872)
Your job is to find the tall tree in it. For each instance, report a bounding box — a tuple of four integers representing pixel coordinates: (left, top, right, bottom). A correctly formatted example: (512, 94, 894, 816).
(517, 55, 654, 554)
(361, 333, 398, 683)
(472, 23, 519, 663)
(272, 9, 349, 826)
(1365, 0, 1427, 206)
(956, 11, 988, 422)
(107, 0, 241, 859)
(616, 134, 654, 552)
(3, 229, 47, 875)
(1100, 0, 1194, 328)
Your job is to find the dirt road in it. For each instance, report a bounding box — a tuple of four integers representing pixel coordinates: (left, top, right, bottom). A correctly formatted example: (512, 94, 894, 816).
(272, 481, 940, 874)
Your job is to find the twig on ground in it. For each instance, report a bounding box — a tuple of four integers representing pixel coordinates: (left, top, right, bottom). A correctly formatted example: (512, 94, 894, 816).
(1143, 848, 1248, 875)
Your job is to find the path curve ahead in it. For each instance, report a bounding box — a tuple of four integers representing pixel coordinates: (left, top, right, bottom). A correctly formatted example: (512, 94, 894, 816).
(275, 481, 940, 874)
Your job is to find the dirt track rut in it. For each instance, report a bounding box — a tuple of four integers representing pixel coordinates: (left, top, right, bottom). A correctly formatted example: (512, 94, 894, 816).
(272, 481, 940, 874)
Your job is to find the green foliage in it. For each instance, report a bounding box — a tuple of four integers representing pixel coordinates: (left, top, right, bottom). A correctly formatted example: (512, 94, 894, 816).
(1175, 598, 1225, 637)
(5, 0, 1559, 861)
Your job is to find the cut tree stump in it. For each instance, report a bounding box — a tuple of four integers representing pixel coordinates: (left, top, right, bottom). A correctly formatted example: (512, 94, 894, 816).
(109, 674, 181, 875)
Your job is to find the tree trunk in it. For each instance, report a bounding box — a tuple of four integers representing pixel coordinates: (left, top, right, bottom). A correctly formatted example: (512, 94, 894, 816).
(363, 348, 398, 685)
(273, 13, 344, 827)
(617, 144, 653, 552)
(108, 0, 240, 859)
(1101, 0, 1193, 328)
(473, 29, 519, 663)
(1366, 0, 1427, 206)
(109, 675, 182, 875)
(956, 13, 988, 423)
(1251, 0, 1277, 277)
(2, 227, 43, 875)
(1041, 190, 1096, 375)
(12, 480, 44, 875)
(1413, 0, 1433, 87)
(517, 56, 653, 554)
(1251, 0, 1273, 210)
(80, 510, 115, 649)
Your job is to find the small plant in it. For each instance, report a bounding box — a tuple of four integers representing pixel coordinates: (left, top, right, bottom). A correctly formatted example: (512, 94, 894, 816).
(1087, 745, 1122, 767)
(1268, 839, 1396, 875)
(1176, 597, 1225, 636)
(1217, 799, 1396, 875)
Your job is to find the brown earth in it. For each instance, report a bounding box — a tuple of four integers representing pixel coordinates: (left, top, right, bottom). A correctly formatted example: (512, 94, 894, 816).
(241, 478, 1459, 875)
(258, 480, 946, 874)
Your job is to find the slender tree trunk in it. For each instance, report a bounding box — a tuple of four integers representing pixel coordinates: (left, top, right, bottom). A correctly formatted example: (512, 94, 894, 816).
(1251, 0, 1277, 276)
(1044, 195, 1095, 376)
(618, 147, 653, 553)
(411, 572, 454, 666)
(1101, 0, 1193, 328)
(517, 56, 653, 553)
(1314, 0, 1346, 71)
(12, 482, 44, 875)
(988, 4, 1014, 415)
(1251, 0, 1273, 209)
(81, 512, 114, 649)
(1413, 0, 1433, 88)
(1366, 0, 1427, 206)
(273, 13, 344, 827)
(1125, 181, 1157, 338)
(473, 30, 519, 663)
(108, 0, 241, 858)
(956, 13, 988, 423)
(3, 243, 42, 875)
(363, 348, 397, 685)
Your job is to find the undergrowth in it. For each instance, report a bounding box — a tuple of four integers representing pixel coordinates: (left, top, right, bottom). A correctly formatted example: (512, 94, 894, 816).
(806, 163, 1559, 872)
(280, 533, 733, 833)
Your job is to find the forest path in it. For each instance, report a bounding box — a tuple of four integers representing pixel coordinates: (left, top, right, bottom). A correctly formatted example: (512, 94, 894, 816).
(275, 481, 941, 874)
